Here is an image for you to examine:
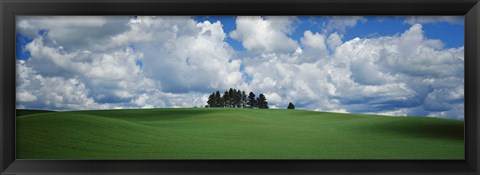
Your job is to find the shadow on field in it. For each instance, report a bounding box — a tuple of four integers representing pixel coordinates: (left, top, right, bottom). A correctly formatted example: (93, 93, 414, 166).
(16, 109, 56, 117)
(74, 108, 226, 121)
(369, 120, 464, 141)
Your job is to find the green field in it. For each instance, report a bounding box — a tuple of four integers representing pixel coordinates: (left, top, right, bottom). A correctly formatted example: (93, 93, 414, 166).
(16, 108, 464, 159)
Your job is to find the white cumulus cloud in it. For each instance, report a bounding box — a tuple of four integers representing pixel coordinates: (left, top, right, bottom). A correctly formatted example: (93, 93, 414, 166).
(230, 16, 299, 55)
(404, 16, 464, 25)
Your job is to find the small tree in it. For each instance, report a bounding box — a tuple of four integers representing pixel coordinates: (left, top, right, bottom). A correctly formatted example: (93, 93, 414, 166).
(214, 91, 222, 107)
(247, 92, 256, 108)
(241, 91, 247, 108)
(223, 90, 230, 108)
(258, 94, 268, 109)
(207, 93, 215, 108)
(229, 89, 235, 107)
(287, 102, 295, 109)
(235, 89, 242, 108)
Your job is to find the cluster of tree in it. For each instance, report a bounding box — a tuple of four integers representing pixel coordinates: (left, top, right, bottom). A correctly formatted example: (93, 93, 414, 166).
(287, 102, 295, 109)
(206, 88, 268, 109)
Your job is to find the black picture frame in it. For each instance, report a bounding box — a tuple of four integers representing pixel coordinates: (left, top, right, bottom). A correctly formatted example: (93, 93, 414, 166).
(1, 0, 479, 174)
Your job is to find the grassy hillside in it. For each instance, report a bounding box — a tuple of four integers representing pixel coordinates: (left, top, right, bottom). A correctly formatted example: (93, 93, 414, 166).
(16, 108, 464, 159)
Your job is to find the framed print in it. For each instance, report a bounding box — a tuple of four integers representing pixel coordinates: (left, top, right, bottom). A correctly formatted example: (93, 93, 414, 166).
(1, 0, 479, 174)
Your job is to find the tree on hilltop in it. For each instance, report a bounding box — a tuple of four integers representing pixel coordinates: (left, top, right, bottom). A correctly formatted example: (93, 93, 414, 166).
(247, 92, 256, 108)
(206, 88, 268, 109)
(207, 93, 215, 108)
(241, 91, 247, 108)
(287, 102, 295, 109)
(223, 90, 230, 108)
(258, 94, 268, 109)
(214, 91, 222, 107)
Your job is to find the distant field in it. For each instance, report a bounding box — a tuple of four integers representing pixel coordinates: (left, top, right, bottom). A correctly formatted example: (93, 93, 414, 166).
(16, 108, 464, 159)
(16, 109, 55, 117)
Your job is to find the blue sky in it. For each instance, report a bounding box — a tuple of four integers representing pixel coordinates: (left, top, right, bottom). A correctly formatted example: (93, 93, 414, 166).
(17, 16, 464, 61)
(191, 16, 464, 50)
(15, 16, 465, 120)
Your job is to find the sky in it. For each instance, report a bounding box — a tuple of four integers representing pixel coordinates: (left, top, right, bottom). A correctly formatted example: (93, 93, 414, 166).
(15, 16, 465, 120)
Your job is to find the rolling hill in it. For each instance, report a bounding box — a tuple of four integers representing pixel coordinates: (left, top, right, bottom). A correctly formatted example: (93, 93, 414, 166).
(16, 108, 464, 159)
